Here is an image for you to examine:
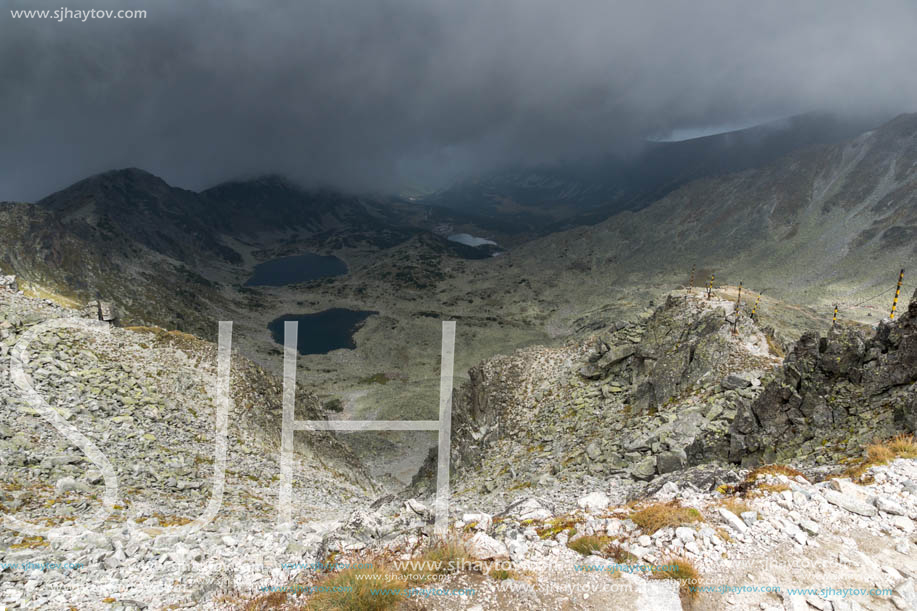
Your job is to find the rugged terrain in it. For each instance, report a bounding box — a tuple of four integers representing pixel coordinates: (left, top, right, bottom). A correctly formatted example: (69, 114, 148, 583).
(1, 278, 916, 610)
(2, 113, 917, 495)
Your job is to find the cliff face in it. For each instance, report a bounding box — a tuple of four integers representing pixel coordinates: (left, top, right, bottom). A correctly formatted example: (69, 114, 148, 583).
(409, 288, 917, 508)
(731, 289, 917, 466)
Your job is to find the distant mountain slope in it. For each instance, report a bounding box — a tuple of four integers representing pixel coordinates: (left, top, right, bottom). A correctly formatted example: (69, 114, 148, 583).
(0, 169, 487, 332)
(497, 112, 917, 327)
(425, 112, 882, 235)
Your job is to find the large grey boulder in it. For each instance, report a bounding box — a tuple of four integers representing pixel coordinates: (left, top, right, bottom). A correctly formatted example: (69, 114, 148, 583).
(631, 455, 657, 481)
(822, 490, 877, 517)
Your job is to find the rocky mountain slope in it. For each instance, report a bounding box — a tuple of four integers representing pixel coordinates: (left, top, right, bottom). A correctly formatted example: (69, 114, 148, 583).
(424, 112, 878, 235)
(1, 277, 916, 610)
(0, 278, 378, 608)
(3, 112, 917, 506)
(0, 169, 488, 334)
(412, 286, 916, 511)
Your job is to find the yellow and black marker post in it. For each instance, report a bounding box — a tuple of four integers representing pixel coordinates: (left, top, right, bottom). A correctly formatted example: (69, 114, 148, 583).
(706, 273, 715, 300)
(832, 304, 838, 327)
(890, 269, 905, 320)
(732, 282, 742, 335)
(690, 265, 695, 290)
(751, 294, 761, 320)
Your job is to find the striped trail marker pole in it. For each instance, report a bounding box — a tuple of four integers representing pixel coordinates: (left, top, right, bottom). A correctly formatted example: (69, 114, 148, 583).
(706, 273, 715, 300)
(690, 265, 695, 290)
(832, 304, 838, 327)
(751, 294, 761, 320)
(732, 282, 742, 334)
(890, 269, 905, 320)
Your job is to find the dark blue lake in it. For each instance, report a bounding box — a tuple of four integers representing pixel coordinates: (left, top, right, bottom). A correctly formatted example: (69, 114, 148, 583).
(244, 253, 348, 286)
(268, 309, 378, 354)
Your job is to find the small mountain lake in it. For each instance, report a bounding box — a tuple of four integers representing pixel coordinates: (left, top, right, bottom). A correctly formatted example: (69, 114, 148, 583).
(268, 309, 378, 354)
(244, 253, 347, 286)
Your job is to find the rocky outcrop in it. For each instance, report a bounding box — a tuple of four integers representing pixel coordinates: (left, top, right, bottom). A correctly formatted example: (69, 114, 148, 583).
(0, 275, 16, 291)
(730, 289, 917, 467)
(410, 291, 782, 503)
(81, 299, 118, 323)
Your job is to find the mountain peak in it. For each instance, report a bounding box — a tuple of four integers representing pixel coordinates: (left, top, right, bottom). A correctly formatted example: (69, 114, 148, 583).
(37, 167, 174, 210)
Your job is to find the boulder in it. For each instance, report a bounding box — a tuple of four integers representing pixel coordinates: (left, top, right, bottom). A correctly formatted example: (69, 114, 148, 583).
(655, 450, 686, 475)
(822, 490, 877, 517)
(577, 491, 610, 513)
(721, 374, 752, 390)
(467, 532, 509, 561)
(631, 456, 657, 481)
(500, 497, 553, 521)
(716, 507, 748, 533)
(0, 275, 16, 291)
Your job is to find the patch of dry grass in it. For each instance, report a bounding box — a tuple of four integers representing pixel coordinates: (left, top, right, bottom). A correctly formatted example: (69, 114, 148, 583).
(536, 515, 578, 539)
(887, 434, 917, 458)
(240, 591, 288, 610)
(651, 555, 701, 603)
(403, 538, 470, 580)
(602, 541, 637, 564)
(844, 434, 917, 483)
(724, 464, 803, 496)
(151, 512, 193, 527)
(629, 502, 704, 535)
(746, 464, 804, 480)
(718, 498, 750, 516)
(306, 563, 409, 611)
(765, 334, 785, 358)
(11, 535, 48, 550)
(748, 483, 790, 498)
(567, 535, 613, 556)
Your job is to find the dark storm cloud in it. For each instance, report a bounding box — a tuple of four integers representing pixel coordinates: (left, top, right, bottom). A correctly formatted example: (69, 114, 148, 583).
(2, 0, 917, 200)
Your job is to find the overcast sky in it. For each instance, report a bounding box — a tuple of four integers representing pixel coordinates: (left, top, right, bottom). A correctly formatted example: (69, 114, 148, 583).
(2, 0, 917, 201)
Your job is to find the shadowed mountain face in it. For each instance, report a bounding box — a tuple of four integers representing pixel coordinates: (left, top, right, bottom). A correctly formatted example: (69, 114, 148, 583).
(2, 113, 915, 342)
(1, 112, 917, 496)
(494, 112, 917, 332)
(424, 112, 883, 236)
(38, 168, 243, 265)
(0, 169, 493, 332)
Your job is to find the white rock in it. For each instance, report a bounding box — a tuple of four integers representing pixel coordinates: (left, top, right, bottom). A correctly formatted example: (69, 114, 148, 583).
(674, 526, 695, 542)
(741, 511, 758, 527)
(404, 498, 432, 520)
(577, 491, 610, 513)
(467, 532, 510, 561)
(618, 572, 683, 611)
(822, 490, 878, 517)
(717, 507, 748, 533)
(829, 478, 869, 500)
(805, 595, 831, 611)
(891, 515, 914, 533)
(797, 518, 820, 536)
(507, 498, 552, 521)
(781, 591, 808, 611)
(874, 496, 906, 516)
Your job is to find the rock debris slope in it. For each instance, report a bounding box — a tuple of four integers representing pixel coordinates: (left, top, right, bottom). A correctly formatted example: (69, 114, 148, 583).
(0, 279, 916, 610)
(0, 279, 376, 609)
